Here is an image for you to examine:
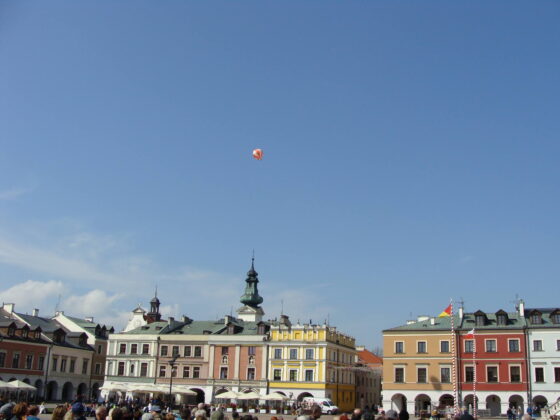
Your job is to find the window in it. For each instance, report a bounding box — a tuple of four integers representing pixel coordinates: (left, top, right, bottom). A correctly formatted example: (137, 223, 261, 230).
(194, 346, 202, 357)
(274, 348, 282, 359)
(487, 366, 498, 382)
(38, 356, 45, 370)
(52, 357, 58, 372)
(184, 346, 192, 357)
(289, 349, 298, 360)
(417, 341, 427, 353)
(497, 314, 507, 325)
(395, 342, 404, 354)
(248, 355, 255, 365)
(441, 367, 451, 383)
(395, 367, 404, 383)
(221, 355, 228, 364)
(248, 346, 256, 355)
(440, 341, 450, 353)
(140, 363, 148, 377)
(193, 367, 200, 378)
(22, 329, 28, 338)
(273, 369, 281, 381)
(161, 346, 168, 356)
(247, 367, 256, 380)
(417, 367, 427, 383)
(535, 367, 544, 383)
(130, 364, 135, 375)
(306, 349, 314, 360)
(510, 366, 521, 382)
(0, 352, 5, 368)
(555, 367, 560, 383)
(60, 358, 66, 372)
(222, 347, 229, 355)
(26, 355, 33, 369)
(509, 339, 520, 352)
(465, 366, 474, 383)
(183, 366, 190, 378)
(118, 362, 125, 376)
(131, 344, 138, 354)
(171, 365, 177, 377)
(557, 340, 560, 351)
(70, 359, 75, 373)
(485, 340, 497, 352)
(465, 340, 474, 353)
(531, 313, 542, 324)
(142, 344, 150, 354)
(8, 327, 15, 337)
(289, 369, 298, 382)
(119, 343, 127, 354)
(97, 345, 102, 354)
(220, 367, 228, 379)
(172, 346, 179, 357)
(305, 370, 314, 382)
(159, 366, 166, 377)
(475, 315, 485, 327)
(552, 313, 560, 324)
(533, 340, 543, 351)
(82, 359, 89, 375)
(95, 364, 101, 375)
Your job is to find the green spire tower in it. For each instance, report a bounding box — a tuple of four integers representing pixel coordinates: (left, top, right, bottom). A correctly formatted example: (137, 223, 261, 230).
(240, 257, 264, 307)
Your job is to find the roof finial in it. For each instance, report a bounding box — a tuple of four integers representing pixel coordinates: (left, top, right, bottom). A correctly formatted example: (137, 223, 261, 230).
(155, 285, 158, 298)
(252, 249, 255, 268)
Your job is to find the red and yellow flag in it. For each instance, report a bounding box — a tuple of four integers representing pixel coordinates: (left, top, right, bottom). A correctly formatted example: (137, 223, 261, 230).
(438, 304, 452, 317)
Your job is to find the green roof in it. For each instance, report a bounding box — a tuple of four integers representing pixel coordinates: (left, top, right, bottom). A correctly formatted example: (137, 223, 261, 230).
(125, 319, 268, 336)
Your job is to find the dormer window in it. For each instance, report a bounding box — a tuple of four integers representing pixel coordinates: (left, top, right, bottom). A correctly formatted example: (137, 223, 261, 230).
(496, 310, 508, 326)
(550, 310, 560, 324)
(475, 315, 485, 327)
(79, 336, 87, 346)
(21, 328, 28, 338)
(227, 325, 235, 335)
(531, 312, 542, 325)
(8, 326, 15, 337)
(257, 324, 266, 335)
(34, 331, 41, 339)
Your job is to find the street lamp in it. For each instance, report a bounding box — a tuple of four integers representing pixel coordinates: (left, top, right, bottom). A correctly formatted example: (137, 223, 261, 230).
(168, 354, 179, 410)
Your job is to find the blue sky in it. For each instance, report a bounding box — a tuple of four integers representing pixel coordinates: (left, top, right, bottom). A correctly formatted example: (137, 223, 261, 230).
(1, 1, 559, 348)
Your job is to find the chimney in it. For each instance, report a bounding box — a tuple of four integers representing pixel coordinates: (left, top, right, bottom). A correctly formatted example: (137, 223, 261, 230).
(32, 308, 39, 317)
(55, 311, 64, 316)
(417, 315, 429, 322)
(459, 307, 464, 319)
(3, 303, 15, 314)
(430, 317, 436, 325)
(519, 299, 525, 317)
(85, 317, 94, 323)
(168, 317, 174, 325)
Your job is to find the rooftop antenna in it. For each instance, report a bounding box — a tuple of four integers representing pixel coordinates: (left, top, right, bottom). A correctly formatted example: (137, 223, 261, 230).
(510, 294, 520, 310)
(327, 313, 330, 326)
(54, 294, 62, 315)
(281, 299, 284, 316)
(230, 306, 233, 317)
(458, 297, 465, 309)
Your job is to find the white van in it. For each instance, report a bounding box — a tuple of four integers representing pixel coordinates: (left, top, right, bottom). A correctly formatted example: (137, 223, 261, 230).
(302, 397, 339, 414)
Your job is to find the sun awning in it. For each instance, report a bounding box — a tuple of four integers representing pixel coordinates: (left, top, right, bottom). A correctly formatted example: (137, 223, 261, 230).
(236, 391, 262, 400)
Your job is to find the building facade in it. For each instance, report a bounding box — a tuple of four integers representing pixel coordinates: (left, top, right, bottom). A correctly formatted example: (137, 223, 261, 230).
(356, 347, 383, 410)
(268, 320, 357, 412)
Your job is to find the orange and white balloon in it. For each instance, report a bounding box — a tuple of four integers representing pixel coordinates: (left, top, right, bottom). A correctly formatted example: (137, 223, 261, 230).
(252, 148, 263, 160)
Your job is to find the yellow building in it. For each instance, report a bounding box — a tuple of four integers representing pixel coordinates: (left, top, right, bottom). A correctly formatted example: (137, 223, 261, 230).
(383, 315, 455, 414)
(268, 315, 357, 412)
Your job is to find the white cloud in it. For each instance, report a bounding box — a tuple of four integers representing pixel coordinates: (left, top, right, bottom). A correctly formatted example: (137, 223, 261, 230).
(0, 187, 32, 201)
(0, 280, 64, 313)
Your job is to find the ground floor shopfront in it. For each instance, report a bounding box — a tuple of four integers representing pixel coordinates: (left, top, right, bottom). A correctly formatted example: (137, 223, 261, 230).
(383, 390, 544, 417)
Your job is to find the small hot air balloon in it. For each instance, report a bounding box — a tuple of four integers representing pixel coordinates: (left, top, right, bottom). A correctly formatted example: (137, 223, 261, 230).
(252, 148, 263, 160)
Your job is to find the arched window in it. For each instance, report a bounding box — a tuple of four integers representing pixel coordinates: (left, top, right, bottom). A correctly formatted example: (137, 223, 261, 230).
(248, 355, 255, 365)
(221, 355, 228, 364)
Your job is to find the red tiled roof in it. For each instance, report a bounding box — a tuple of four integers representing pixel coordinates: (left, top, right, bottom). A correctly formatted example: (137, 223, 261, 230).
(358, 349, 383, 365)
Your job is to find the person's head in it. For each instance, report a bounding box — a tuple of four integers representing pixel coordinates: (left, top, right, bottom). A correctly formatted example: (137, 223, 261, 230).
(196, 416, 206, 420)
(385, 410, 398, 420)
(311, 405, 322, 419)
(0, 402, 15, 420)
(13, 403, 29, 420)
(354, 409, 363, 418)
(96, 406, 108, 420)
(164, 414, 174, 420)
(142, 413, 154, 420)
(198, 404, 205, 410)
(522, 415, 532, 420)
(72, 403, 86, 418)
(112, 407, 124, 420)
(28, 406, 40, 417)
(232, 412, 240, 420)
(53, 406, 67, 420)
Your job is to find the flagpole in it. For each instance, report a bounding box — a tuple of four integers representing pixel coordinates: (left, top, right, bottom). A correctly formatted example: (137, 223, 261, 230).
(450, 300, 459, 415)
(473, 330, 477, 419)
